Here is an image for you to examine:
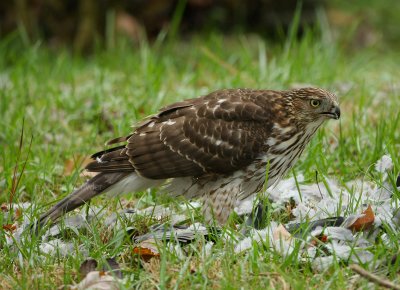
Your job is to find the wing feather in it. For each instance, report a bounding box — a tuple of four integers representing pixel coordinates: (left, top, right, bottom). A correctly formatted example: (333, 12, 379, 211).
(86, 89, 278, 179)
(125, 89, 275, 179)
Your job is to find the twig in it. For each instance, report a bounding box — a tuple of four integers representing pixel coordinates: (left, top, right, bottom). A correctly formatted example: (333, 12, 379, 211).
(349, 264, 400, 290)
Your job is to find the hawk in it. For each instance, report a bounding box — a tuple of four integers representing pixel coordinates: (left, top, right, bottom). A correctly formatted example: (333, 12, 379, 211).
(37, 88, 340, 227)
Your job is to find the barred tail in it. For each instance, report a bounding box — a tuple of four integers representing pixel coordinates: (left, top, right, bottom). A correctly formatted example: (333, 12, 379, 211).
(36, 172, 130, 228)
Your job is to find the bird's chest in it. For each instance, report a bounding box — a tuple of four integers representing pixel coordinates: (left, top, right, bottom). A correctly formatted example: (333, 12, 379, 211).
(265, 126, 319, 180)
(238, 130, 314, 197)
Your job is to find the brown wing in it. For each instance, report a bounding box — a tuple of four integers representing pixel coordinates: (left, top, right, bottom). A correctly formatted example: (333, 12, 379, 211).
(87, 89, 277, 179)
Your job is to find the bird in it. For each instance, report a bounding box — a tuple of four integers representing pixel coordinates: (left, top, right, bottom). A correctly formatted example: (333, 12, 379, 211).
(36, 87, 340, 228)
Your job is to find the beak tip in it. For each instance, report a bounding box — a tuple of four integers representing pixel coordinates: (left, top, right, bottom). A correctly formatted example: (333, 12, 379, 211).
(334, 107, 341, 120)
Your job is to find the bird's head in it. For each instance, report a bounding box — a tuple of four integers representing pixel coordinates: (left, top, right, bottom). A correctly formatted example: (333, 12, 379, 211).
(284, 87, 340, 126)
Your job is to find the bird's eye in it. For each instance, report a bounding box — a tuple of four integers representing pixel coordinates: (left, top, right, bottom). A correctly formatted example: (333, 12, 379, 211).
(310, 99, 321, 107)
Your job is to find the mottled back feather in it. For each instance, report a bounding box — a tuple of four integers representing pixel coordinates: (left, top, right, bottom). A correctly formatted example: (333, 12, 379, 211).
(86, 89, 283, 179)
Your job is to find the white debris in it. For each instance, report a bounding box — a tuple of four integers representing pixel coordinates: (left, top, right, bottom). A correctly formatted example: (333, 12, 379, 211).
(234, 199, 254, 216)
(44, 214, 87, 239)
(310, 227, 354, 242)
(232, 154, 397, 268)
(72, 271, 122, 290)
(264, 170, 394, 226)
(187, 222, 207, 232)
(312, 256, 336, 272)
(39, 239, 75, 256)
(202, 242, 214, 259)
(326, 240, 353, 260)
(375, 155, 393, 173)
(167, 242, 186, 261)
(234, 222, 277, 253)
(235, 223, 297, 258)
(349, 250, 375, 264)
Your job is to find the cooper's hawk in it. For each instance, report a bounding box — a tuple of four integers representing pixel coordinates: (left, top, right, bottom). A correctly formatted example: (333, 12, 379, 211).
(37, 88, 340, 226)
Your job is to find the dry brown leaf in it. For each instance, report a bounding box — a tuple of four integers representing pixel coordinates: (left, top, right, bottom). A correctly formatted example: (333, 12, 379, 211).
(133, 247, 160, 262)
(348, 205, 375, 231)
(2, 223, 17, 232)
(133, 239, 160, 262)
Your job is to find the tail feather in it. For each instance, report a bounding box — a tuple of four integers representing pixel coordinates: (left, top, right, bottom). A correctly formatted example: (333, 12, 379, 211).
(37, 172, 130, 228)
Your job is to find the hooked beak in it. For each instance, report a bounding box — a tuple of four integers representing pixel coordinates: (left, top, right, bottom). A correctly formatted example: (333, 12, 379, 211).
(321, 106, 340, 120)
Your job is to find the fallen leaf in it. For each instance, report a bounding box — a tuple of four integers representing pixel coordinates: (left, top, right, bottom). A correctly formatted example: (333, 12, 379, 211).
(39, 239, 75, 256)
(133, 239, 160, 262)
(133, 247, 160, 262)
(348, 205, 375, 231)
(2, 223, 17, 232)
(341, 214, 363, 229)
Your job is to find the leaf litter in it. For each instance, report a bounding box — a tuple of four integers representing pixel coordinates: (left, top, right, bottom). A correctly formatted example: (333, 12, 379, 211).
(2, 154, 399, 284)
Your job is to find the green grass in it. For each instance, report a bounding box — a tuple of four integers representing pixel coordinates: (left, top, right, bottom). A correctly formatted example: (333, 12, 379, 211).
(0, 29, 399, 289)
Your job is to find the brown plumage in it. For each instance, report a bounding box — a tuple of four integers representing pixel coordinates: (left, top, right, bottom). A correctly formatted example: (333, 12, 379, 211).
(37, 87, 340, 227)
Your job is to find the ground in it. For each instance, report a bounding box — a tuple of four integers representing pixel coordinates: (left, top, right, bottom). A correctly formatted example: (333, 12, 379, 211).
(0, 30, 399, 289)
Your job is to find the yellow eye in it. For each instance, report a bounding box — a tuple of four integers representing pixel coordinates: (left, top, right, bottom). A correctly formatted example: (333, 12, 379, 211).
(310, 99, 321, 107)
